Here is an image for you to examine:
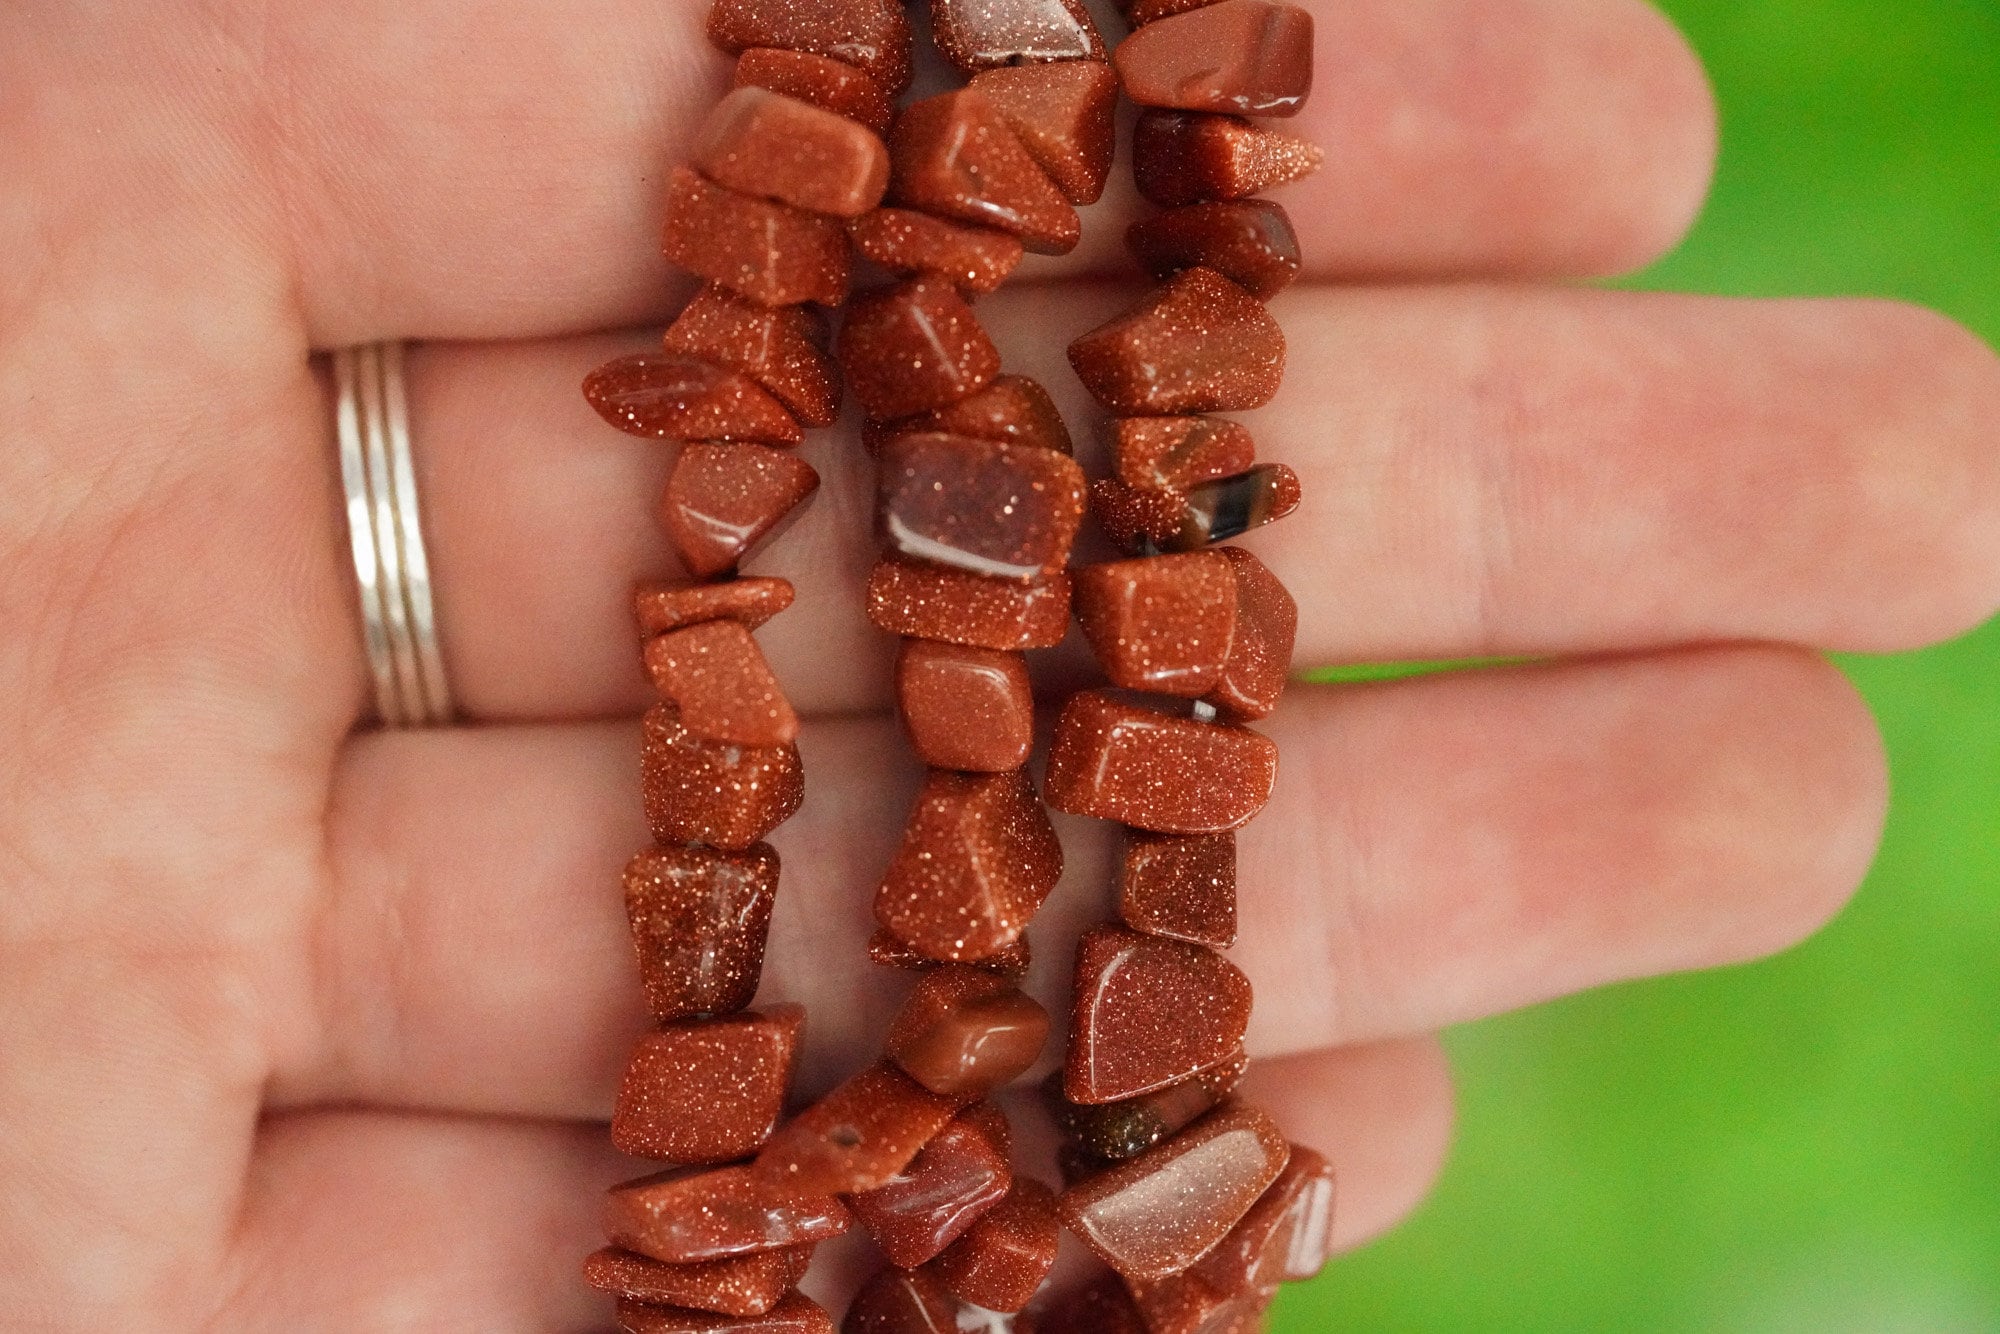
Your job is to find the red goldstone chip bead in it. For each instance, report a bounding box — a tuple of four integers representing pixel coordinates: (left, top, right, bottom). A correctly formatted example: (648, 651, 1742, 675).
(1189, 1143, 1337, 1293)
(644, 619, 800, 747)
(641, 705, 804, 851)
(932, 1179, 1062, 1313)
(841, 279, 1003, 420)
(1074, 551, 1240, 696)
(848, 1106, 1013, 1267)
(664, 286, 840, 428)
(841, 1267, 962, 1333)
(889, 90, 1081, 255)
(586, 352, 804, 446)
(694, 87, 891, 219)
(635, 577, 795, 637)
(1115, 0, 1315, 118)
(1044, 691, 1278, 834)
(897, 639, 1035, 774)
(1133, 110, 1324, 207)
(878, 433, 1086, 582)
(658, 443, 821, 581)
(1044, 1051, 1247, 1161)
(605, 1165, 851, 1264)
(613, 1005, 805, 1163)
(1091, 464, 1304, 556)
(1120, 831, 1237, 948)
(1064, 924, 1252, 1103)
(1057, 1105, 1291, 1282)
(1037, 1272, 1148, 1334)
(867, 558, 1073, 651)
(876, 766, 1064, 962)
(755, 1061, 965, 1195)
(624, 841, 780, 1021)
(707, 0, 913, 95)
(1127, 200, 1302, 301)
(931, 0, 1105, 71)
(868, 927, 1033, 979)
(885, 964, 1051, 1097)
(848, 208, 1026, 297)
(618, 1293, 835, 1334)
(869, 375, 1074, 457)
(1129, 1273, 1271, 1334)
(1069, 268, 1283, 416)
(968, 61, 1121, 206)
(585, 1245, 815, 1318)
(1204, 547, 1297, 720)
(1108, 416, 1257, 491)
(663, 167, 851, 308)
(735, 47, 895, 136)
(1126, 0, 1224, 23)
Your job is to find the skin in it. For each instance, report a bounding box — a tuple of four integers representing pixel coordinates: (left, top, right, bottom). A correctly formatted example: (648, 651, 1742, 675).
(2, 0, 1999, 1328)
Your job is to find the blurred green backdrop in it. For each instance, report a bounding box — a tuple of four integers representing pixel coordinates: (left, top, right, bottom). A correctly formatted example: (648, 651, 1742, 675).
(1278, 1, 2000, 1329)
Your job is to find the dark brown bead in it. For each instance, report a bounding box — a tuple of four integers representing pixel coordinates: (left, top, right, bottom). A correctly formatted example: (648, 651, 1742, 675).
(1129, 1274, 1271, 1334)
(931, 0, 1105, 71)
(969, 61, 1120, 207)
(932, 1180, 1061, 1313)
(708, 0, 913, 95)
(866, 558, 1072, 651)
(868, 927, 1033, 979)
(848, 1107, 1013, 1267)
(735, 47, 895, 136)
(1044, 692, 1277, 835)
(1120, 831, 1237, 948)
(1044, 1052, 1247, 1162)
(841, 279, 1003, 420)
(694, 86, 892, 218)
(644, 619, 799, 747)
(876, 767, 1064, 963)
(641, 705, 803, 851)
(897, 639, 1035, 774)
(586, 352, 804, 446)
(1108, 416, 1257, 491)
(605, 1165, 851, 1264)
(585, 1245, 815, 1319)
(869, 375, 1074, 457)
(1189, 1143, 1337, 1293)
(635, 577, 795, 637)
(1036, 1272, 1147, 1334)
(1074, 552, 1240, 696)
(885, 965, 1050, 1097)
(1132, 111, 1323, 207)
(1204, 547, 1296, 720)
(658, 443, 820, 581)
(1064, 925, 1252, 1103)
(1069, 268, 1283, 416)
(889, 90, 1081, 255)
(841, 1268, 962, 1333)
(663, 286, 841, 428)
(623, 841, 780, 1021)
(1056, 1105, 1290, 1281)
(1127, 200, 1302, 300)
(1115, 0, 1315, 117)
(618, 1292, 835, 1333)
(612, 1006, 805, 1163)
(662, 167, 851, 308)
(878, 433, 1086, 582)
(1091, 464, 1303, 556)
(754, 1061, 964, 1195)
(849, 208, 1025, 297)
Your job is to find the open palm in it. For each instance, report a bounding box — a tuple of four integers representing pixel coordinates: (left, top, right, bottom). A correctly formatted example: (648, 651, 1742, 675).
(6, 1, 2000, 1328)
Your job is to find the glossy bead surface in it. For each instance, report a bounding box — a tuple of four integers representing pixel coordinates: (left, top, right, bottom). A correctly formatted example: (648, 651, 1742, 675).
(968, 61, 1121, 205)
(868, 927, 1033, 979)
(1044, 691, 1277, 834)
(584, 1245, 814, 1318)
(876, 767, 1064, 962)
(623, 841, 780, 1021)
(869, 375, 1073, 458)
(1036, 1272, 1147, 1334)
(663, 286, 840, 428)
(886, 965, 1050, 1097)
(1127, 200, 1302, 300)
(694, 87, 892, 218)
(889, 90, 1081, 255)
(1204, 547, 1296, 720)
(841, 1267, 961, 1333)
(1056, 1105, 1291, 1281)
(878, 434, 1085, 582)
(1074, 551, 1239, 696)
(1120, 831, 1237, 948)
(1115, 0, 1314, 117)
(1045, 1051, 1247, 1161)
(641, 705, 804, 851)
(897, 640, 1035, 774)
(707, 0, 913, 95)
(635, 577, 795, 637)
(849, 208, 1025, 296)
(1064, 925, 1252, 1103)
(658, 443, 819, 582)
(1129, 1274, 1270, 1334)
(1190, 1143, 1337, 1292)
(931, 0, 1105, 71)
(735, 47, 894, 135)
(754, 1061, 963, 1195)
(848, 1107, 1013, 1267)
(612, 1006, 805, 1163)
(1069, 268, 1283, 415)
(1091, 464, 1303, 556)
(617, 1292, 835, 1333)
(1108, 416, 1257, 491)
(662, 167, 851, 308)
(841, 279, 1002, 420)
(644, 619, 799, 747)
(932, 1179, 1061, 1313)
(605, 1165, 851, 1264)
(866, 559, 1072, 651)
(586, 352, 804, 446)
(1132, 111, 1323, 207)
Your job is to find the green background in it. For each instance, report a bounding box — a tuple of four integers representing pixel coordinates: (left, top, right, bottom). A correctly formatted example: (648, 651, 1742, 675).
(1278, 1, 2000, 1329)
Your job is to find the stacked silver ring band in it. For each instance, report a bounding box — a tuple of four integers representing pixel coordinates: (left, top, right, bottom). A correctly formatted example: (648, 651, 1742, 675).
(334, 342, 454, 727)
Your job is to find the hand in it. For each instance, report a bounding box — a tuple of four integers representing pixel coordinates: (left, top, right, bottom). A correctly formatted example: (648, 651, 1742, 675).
(5, 0, 1999, 1328)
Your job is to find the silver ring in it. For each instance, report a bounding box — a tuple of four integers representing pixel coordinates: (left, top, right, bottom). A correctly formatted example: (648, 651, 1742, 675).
(334, 342, 454, 727)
